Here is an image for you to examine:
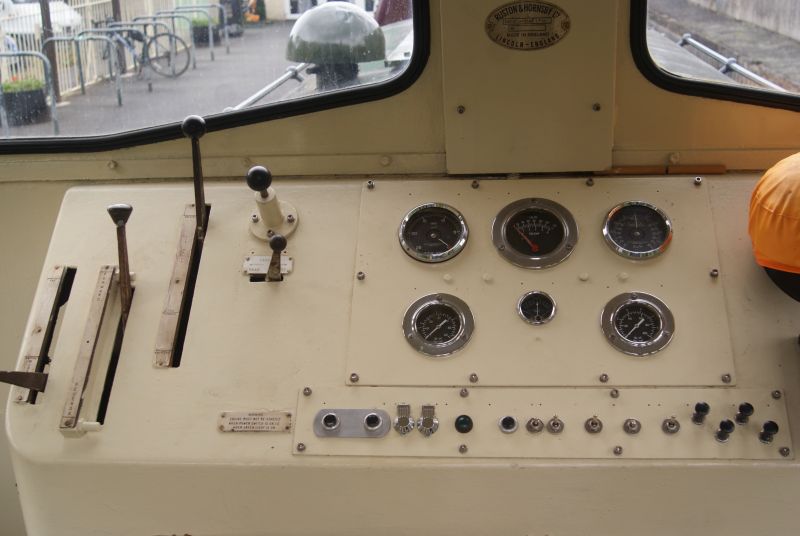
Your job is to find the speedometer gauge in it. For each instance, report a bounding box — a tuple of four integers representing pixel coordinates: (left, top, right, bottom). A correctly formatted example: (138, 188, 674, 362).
(403, 293, 474, 357)
(602, 201, 672, 259)
(399, 203, 468, 263)
(492, 198, 578, 269)
(601, 292, 675, 357)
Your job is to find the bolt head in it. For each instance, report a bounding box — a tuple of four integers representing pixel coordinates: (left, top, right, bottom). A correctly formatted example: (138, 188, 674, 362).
(610, 389, 619, 399)
(366, 180, 375, 189)
(349, 373, 360, 383)
(286, 214, 295, 223)
(469, 373, 479, 383)
(721, 374, 732, 384)
(471, 180, 479, 189)
(693, 176, 703, 186)
(356, 271, 366, 281)
(613, 446, 623, 456)
(592, 103, 601, 111)
(296, 443, 306, 452)
(599, 373, 609, 383)
(251, 214, 259, 223)
(457, 105, 466, 114)
(586, 177, 594, 186)
(460, 388, 469, 398)
(772, 390, 782, 400)
(302, 387, 312, 396)
(710, 269, 720, 278)
(459, 444, 468, 454)
(780, 447, 791, 457)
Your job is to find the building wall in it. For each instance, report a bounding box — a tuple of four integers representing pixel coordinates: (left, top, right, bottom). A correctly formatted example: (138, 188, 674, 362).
(688, 0, 800, 41)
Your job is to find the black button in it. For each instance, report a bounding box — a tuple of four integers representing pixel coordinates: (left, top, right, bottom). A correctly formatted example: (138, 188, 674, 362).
(455, 415, 473, 433)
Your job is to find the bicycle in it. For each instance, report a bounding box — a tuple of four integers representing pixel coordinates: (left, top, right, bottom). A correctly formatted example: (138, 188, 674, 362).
(95, 19, 191, 78)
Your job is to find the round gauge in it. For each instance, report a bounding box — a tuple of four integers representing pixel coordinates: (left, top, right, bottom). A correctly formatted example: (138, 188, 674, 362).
(517, 291, 556, 325)
(403, 293, 474, 357)
(601, 292, 675, 357)
(602, 201, 672, 259)
(492, 198, 578, 269)
(399, 203, 468, 263)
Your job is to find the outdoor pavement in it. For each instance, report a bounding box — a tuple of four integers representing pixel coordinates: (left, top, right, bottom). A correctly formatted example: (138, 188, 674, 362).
(6, 21, 298, 138)
(649, 0, 800, 92)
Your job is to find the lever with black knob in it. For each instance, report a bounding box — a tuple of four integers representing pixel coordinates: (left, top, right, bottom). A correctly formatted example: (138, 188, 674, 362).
(715, 419, 735, 442)
(267, 234, 287, 282)
(735, 402, 754, 424)
(759, 421, 779, 444)
(246, 165, 299, 240)
(691, 402, 710, 425)
(181, 115, 208, 238)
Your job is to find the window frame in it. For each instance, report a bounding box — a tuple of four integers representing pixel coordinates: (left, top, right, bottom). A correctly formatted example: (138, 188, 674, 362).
(0, 0, 430, 155)
(630, 0, 800, 112)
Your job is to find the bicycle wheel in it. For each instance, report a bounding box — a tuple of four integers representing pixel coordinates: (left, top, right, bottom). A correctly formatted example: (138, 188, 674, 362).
(145, 33, 191, 78)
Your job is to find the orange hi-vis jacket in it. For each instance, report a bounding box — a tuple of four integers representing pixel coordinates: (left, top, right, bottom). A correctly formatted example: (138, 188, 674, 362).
(749, 152, 800, 275)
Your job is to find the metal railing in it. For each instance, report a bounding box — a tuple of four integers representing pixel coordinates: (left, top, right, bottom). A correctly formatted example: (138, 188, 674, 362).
(157, 8, 217, 60)
(133, 14, 197, 70)
(678, 33, 787, 92)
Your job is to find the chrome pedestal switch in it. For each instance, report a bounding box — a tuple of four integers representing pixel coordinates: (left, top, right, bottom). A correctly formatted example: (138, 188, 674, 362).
(692, 402, 710, 425)
(393, 404, 415, 435)
(759, 421, 779, 444)
(417, 405, 439, 437)
(735, 402, 754, 424)
(716, 420, 735, 443)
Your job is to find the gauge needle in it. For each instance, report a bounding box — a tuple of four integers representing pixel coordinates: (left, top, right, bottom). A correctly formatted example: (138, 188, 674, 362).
(425, 319, 449, 340)
(437, 238, 450, 248)
(634, 214, 638, 229)
(624, 318, 645, 339)
(513, 225, 539, 253)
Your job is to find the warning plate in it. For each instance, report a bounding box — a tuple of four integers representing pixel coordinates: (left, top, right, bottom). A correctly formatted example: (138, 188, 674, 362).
(218, 411, 293, 433)
(486, 1, 570, 50)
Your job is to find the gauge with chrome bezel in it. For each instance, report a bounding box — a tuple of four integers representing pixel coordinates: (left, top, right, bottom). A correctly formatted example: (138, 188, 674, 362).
(601, 292, 675, 357)
(492, 198, 578, 269)
(602, 201, 672, 259)
(517, 291, 556, 325)
(399, 203, 469, 263)
(403, 293, 474, 357)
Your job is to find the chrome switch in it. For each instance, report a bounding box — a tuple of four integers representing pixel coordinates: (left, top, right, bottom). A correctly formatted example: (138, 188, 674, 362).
(393, 404, 415, 435)
(417, 404, 439, 437)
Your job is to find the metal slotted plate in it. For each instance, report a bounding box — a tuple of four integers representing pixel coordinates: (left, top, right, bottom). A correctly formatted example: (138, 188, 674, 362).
(295, 388, 791, 460)
(346, 178, 735, 387)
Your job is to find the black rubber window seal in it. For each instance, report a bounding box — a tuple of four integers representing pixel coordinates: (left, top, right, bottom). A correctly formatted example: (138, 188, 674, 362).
(630, 0, 800, 112)
(0, 0, 431, 155)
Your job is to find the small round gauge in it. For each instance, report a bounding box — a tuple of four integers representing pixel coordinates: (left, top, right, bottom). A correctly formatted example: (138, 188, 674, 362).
(399, 203, 468, 263)
(403, 293, 474, 357)
(517, 291, 556, 325)
(492, 198, 578, 269)
(601, 292, 675, 357)
(603, 201, 672, 259)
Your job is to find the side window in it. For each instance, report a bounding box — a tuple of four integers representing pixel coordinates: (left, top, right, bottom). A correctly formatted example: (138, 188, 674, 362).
(641, 0, 800, 103)
(0, 0, 417, 139)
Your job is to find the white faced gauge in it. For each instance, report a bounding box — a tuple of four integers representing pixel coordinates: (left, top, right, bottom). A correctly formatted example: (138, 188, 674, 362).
(399, 203, 468, 263)
(492, 198, 578, 269)
(601, 292, 675, 357)
(602, 201, 672, 259)
(403, 293, 474, 357)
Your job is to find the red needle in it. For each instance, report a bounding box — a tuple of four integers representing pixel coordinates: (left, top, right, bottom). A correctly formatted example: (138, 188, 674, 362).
(513, 225, 539, 253)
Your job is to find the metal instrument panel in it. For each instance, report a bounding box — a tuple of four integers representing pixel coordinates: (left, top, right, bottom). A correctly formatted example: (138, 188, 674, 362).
(347, 178, 734, 387)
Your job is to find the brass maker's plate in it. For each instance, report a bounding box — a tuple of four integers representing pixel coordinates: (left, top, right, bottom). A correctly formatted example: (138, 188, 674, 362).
(485, 1, 571, 50)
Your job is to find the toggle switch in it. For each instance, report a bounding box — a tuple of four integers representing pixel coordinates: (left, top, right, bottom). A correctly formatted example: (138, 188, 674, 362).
(735, 402, 754, 424)
(759, 421, 779, 444)
(715, 419, 735, 442)
(267, 234, 287, 282)
(417, 404, 439, 437)
(692, 402, 710, 425)
(246, 165, 298, 240)
(393, 404, 415, 435)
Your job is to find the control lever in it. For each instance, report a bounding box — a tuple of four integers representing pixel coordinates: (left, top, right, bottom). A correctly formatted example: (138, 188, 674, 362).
(0, 371, 48, 392)
(246, 165, 298, 240)
(107, 203, 133, 319)
(267, 234, 287, 282)
(181, 115, 208, 239)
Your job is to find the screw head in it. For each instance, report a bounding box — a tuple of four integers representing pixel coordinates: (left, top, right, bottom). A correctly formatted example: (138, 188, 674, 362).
(457, 105, 466, 114)
(586, 177, 594, 186)
(302, 387, 312, 396)
(459, 444, 468, 454)
(610, 389, 619, 399)
(780, 447, 791, 457)
(693, 176, 703, 186)
(469, 373, 479, 383)
(710, 269, 719, 278)
(296, 443, 306, 452)
(613, 446, 623, 456)
(599, 373, 609, 383)
(592, 102, 601, 111)
(772, 390, 782, 400)
(286, 214, 295, 223)
(460, 388, 469, 398)
(349, 373, 360, 383)
(471, 179, 479, 189)
(366, 180, 375, 189)
(721, 374, 732, 384)
(356, 271, 366, 281)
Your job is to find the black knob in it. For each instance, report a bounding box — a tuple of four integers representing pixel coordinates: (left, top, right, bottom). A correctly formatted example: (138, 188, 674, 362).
(107, 203, 133, 225)
(181, 115, 206, 139)
(270, 234, 287, 253)
(246, 166, 272, 192)
(692, 402, 710, 424)
(454, 415, 473, 434)
(735, 402, 754, 424)
(716, 419, 735, 442)
(759, 421, 779, 443)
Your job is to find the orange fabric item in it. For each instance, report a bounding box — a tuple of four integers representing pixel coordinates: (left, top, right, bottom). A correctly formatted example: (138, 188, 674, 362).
(749, 152, 800, 274)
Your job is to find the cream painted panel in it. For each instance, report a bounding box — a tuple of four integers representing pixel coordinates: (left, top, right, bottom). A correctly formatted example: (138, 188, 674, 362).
(347, 178, 733, 387)
(440, 0, 616, 173)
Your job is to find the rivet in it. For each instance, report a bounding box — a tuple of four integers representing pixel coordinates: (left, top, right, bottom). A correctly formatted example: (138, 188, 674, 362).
(772, 390, 782, 400)
(469, 373, 479, 383)
(668, 152, 681, 165)
(459, 444, 468, 454)
(356, 271, 366, 281)
(613, 446, 623, 456)
(693, 176, 703, 186)
(780, 447, 791, 457)
(350, 373, 360, 383)
(457, 105, 466, 114)
(592, 103, 601, 111)
(610, 388, 619, 399)
(302, 387, 312, 396)
(296, 443, 306, 452)
(286, 214, 295, 223)
(586, 177, 594, 186)
(579, 273, 590, 282)
(63, 419, 74, 427)
(471, 180, 479, 189)
(443, 273, 453, 283)
(460, 388, 469, 398)
(599, 373, 609, 383)
(107, 159, 118, 169)
(251, 214, 259, 223)
(710, 269, 719, 278)
(366, 180, 375, 189)
(16, 395, 24, 402)
(218, 425, 225, 431)
(380, 156, 392, 167)
(721, 373, 732, 384)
